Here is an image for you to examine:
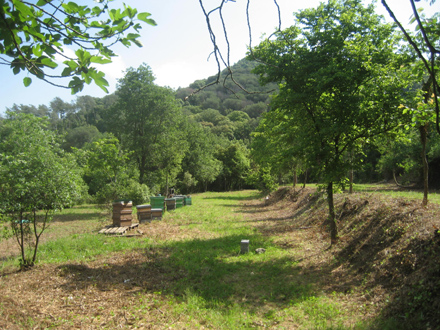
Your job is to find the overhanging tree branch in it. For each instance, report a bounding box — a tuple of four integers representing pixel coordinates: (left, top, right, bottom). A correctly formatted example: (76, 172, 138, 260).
(381, 0, 440, 134)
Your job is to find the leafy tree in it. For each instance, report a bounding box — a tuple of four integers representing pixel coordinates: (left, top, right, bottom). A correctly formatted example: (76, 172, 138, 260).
(214, 142, 250, 191)
(108, 64, 188, 192)
(251, 109, 305, 187)
(0, 113, 84, 269)
(381, 1, 440, 134)
(5, 103, 50, 118)
(249, 0, 412, 244)
(0, 0, 156, 93)
(179, 121, 222, 192)
(76, 136, 148, 205)
(62, 124, 103, 151)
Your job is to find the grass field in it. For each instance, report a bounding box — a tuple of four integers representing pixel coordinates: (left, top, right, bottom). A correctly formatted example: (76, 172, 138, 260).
(1, 185, 439, 329)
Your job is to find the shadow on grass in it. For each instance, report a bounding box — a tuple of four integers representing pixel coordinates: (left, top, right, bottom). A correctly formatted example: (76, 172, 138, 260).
(53, 189, 440, 328)
(55, 234, 333, 311)
(51, 206, 103, 223)
(203, 193, 264, 202)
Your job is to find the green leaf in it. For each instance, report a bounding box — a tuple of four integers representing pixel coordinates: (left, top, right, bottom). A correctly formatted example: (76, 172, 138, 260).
(62, 2, 80, 13)
(64, 60, 78, 70)
(137, 12, 157, 26)
(12, 0, 33, 17)
(23, 77, 32, 87)
(89, 70, 109, 93)
(90, 56, 112, 64)
(32, 45, 43, 57)
(39, 56, 58, 68)
(127, 33, 141, 40)
(61, 67, 73, 77)
(132, 39, 143, 47)
(36, 0, 52, 6)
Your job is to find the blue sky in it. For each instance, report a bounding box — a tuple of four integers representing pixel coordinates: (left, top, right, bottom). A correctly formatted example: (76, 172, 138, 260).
(0, 0, 436, 114)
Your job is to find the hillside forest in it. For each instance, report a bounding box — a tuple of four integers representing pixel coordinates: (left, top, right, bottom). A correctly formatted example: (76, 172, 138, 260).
(1, 1, 439, 210)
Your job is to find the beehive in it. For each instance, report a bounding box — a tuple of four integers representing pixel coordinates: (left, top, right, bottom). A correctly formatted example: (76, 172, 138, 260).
(165, 198, 176, 211)
(136, 204, 152, 223)
(112, 200, 133, 227)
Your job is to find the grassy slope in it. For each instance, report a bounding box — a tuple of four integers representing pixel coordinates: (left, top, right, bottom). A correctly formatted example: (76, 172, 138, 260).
(0, 186, 439, 329)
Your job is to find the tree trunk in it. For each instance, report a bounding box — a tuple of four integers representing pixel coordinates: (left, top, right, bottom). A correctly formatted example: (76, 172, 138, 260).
(327, 182, 338, 245)
(419, 122, 429, 207)
(302, 169, 308, 188)
(293, 167, 297, 187)
(165, 171, 169, 197)
(349, 168, 354, 194)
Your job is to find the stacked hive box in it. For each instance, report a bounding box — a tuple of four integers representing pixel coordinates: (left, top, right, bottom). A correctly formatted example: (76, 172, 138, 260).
(112, 200, 133, 227)
(151, 208, 163, 220)
(136, 204, 152, 223)
(175, 196, 184, 209)
(165, 198, 176, 211)
(150, 196, 165, 220)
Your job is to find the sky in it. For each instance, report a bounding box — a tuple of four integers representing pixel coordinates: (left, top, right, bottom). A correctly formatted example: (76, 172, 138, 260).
(0, 0, 437, 114)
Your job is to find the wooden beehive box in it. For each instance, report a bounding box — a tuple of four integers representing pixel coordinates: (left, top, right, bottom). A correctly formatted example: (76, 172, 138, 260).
(165, 198, 176, 211)
(151, 208, 163, 220)
(136, 204, 152, 223)
(112, 200, 133, 227)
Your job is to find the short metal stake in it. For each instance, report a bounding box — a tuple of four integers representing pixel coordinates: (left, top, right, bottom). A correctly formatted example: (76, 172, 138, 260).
(240, 239, 250, 254)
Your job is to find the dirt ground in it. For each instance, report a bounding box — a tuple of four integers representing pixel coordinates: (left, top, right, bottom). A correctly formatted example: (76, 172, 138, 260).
(1, 186, 440, 329)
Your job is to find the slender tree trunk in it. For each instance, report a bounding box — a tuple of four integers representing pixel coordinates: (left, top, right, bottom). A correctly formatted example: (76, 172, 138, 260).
(419, 122, 429, 207)
(327, 182, 338, 245)
(166, 171, 169, 197)
(293, 165, 298, 187)
(19, 210, 26, 266)
(349, 168, 354, 194)
(303, 169, 308, 188)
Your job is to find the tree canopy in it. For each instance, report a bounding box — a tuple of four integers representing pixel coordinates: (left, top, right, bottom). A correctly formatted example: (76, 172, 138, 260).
(249, 0, 414, 243)
(0, 0, 156, 93)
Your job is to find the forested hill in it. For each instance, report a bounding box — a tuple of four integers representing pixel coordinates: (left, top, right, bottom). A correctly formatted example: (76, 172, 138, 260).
(173, 58, 278, 142)
(177, 59, 278, 117)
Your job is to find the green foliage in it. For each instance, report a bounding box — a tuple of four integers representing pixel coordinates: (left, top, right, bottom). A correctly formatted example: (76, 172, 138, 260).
(213, 142, 250, 191)
(62, 125, 103, 151)
(108, 64, 188, 192)
(0, 112, 85, 268)
(179, 121, 222, 192)
(0, 0, 156, 93)
(247, 166, 278, 195)
(249, 0, 415, 242)
(76, 136, 146, 204)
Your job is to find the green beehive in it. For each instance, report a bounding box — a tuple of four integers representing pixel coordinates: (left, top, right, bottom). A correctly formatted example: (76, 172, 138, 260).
(150, 196, 165, 211)
(175, 196, 184, 208)
(184, 196, 192, 206)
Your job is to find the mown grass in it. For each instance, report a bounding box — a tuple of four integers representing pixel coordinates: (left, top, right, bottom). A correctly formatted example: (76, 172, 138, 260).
(1, 189, 410, 329)
(351, 183, 440, 204)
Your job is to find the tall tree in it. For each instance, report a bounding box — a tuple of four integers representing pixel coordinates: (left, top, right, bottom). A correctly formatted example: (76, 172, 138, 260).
(109, 64, 188, 192)
(249, 0, 412, 244)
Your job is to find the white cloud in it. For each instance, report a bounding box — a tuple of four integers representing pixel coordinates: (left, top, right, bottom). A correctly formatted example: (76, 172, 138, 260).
(153, 60, 218, 89)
